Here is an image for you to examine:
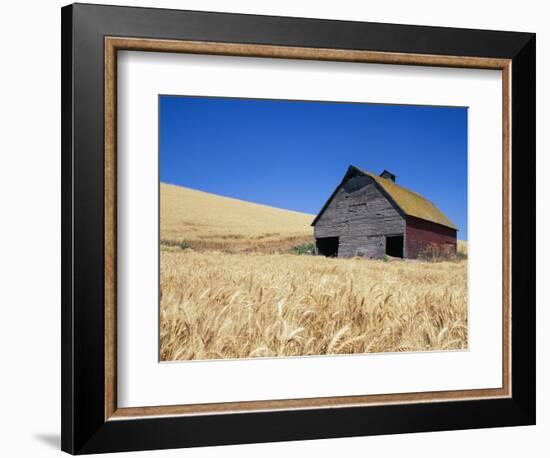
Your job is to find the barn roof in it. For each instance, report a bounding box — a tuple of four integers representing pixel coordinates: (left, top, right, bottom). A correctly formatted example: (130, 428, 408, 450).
(312, 165, 457, 230)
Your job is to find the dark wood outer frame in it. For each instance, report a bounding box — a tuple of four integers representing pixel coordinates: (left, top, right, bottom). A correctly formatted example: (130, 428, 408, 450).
(62, 3, 535, 454)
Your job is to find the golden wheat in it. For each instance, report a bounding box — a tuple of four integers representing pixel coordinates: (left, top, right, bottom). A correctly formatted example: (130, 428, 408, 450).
(457, 239, 468, 255)
(160, 249, 467, 361)
(161, 183, 314, 252)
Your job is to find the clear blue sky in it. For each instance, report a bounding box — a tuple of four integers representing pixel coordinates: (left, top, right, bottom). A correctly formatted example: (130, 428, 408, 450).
(160, 95, 468, 238)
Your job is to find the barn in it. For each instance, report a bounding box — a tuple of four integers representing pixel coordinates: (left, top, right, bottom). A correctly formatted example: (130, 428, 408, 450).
(312, 165, 457, 259)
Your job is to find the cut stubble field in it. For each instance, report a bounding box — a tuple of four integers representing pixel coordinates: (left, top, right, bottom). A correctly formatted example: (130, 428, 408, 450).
(160, 183, 468, 361)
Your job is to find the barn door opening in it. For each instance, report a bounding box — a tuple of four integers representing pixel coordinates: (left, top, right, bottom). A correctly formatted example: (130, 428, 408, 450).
(316, 237, 339, 257)
(385, 235, 404, 258)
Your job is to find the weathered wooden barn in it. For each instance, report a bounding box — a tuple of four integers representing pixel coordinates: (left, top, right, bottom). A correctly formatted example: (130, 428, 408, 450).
(312, 166, 457, 259)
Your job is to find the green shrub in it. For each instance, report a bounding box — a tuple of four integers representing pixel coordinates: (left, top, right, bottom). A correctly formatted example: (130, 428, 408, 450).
(455, 251, 468, 261)
(292, 242, 315, 255)
(161, 239, 193, 250)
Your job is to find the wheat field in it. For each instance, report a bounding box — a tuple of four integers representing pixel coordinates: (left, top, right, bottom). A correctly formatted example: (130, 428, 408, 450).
(160, 183, 468, 361)
(457, 239, 468, 256)
(161, 183, 314, 253)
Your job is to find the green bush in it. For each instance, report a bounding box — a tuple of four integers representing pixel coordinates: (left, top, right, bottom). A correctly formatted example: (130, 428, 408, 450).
(292, 242, 315, 255)
(161, 239, 193, 250)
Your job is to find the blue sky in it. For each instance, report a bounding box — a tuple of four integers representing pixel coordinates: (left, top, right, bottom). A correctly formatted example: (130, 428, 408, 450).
(160, 95, 468, 238)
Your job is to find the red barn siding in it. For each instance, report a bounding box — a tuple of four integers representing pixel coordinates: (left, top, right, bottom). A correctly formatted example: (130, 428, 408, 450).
(405, 216, 457, 259)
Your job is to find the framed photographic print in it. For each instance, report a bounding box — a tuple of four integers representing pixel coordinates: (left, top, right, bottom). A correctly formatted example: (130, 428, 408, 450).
(61, 3, 536, 454)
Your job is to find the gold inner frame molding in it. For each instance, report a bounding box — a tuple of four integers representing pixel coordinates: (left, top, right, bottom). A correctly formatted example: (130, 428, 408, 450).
(104, 36, 512, 421)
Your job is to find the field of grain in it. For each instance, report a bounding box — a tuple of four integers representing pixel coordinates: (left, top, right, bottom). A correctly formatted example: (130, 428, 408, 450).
(160, 183, 468, 361)
(160, 249, 467, 360)
(457, 239, 468, 256)
(161, 183, 314, 253)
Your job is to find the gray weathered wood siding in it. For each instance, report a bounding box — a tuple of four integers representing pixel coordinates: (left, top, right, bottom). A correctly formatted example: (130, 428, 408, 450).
(314, 175, 405, 258)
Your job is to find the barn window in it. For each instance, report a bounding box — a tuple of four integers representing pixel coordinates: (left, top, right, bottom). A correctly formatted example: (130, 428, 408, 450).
(385, 235, 404, 258)
(316, 237, 339, 257)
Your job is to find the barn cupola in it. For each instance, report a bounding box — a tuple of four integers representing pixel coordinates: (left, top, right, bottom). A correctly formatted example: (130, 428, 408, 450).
(380, 170, 396, 182)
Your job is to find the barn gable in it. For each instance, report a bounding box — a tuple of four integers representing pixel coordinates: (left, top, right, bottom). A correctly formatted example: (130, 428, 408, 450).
(313, 167, 405, 258)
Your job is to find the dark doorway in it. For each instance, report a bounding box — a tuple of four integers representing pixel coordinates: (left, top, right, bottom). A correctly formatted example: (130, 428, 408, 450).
(385, 235, 404, 258)
(316, 237, 339, 257)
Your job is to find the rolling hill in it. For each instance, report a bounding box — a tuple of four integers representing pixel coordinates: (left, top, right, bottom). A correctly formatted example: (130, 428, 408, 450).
(160, 183, 315, 252)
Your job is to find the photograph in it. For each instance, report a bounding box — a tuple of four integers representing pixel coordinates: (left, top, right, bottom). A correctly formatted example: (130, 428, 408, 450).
(159, 95, 468, 361)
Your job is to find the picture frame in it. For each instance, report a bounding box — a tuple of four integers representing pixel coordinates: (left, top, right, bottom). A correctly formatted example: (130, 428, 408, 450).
(61, 3, 535, 454)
